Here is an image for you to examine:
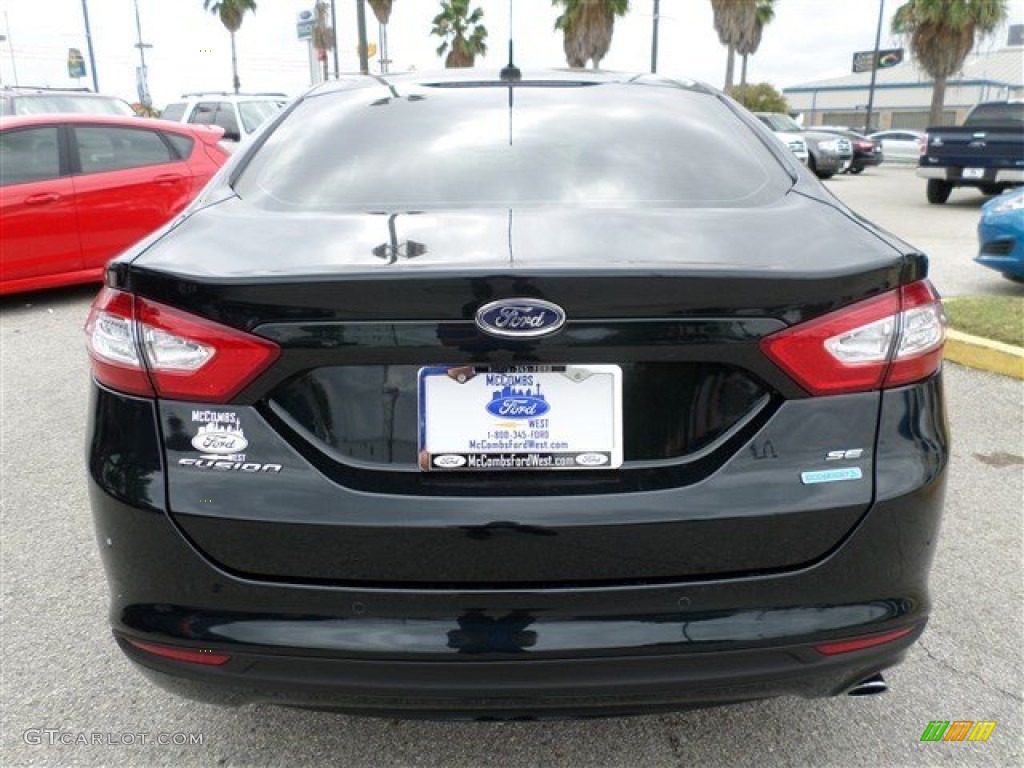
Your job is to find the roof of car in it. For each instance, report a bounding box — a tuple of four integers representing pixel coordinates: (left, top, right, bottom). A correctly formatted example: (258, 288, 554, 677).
(307, 68, 712, 98)
(0, 113, 210, 133)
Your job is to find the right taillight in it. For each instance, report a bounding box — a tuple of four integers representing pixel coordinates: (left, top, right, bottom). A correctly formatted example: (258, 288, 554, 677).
(85, 287, 279, 402)
(760, 279, 946, 396)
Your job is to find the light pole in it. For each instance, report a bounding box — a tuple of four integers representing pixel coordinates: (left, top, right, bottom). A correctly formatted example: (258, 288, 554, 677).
(650, 0, 660, 74)
(356, 0, 369, 74)
(864, 0, 885, 134)
(132, 0, 152, 107)
(3, 12, 20, 86)
(81, 0, 99, 91)
(329, 0, 339, 79)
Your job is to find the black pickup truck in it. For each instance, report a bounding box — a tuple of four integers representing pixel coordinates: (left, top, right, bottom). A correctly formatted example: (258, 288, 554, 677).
(918, 101, 1024, 203)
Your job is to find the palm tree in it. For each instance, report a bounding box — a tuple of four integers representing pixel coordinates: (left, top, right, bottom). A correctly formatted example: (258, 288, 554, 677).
(202, 0, 257, 94)
(738, 0, 776, 87)
(369, 0, 393, 73)
(431, 0, 488, 68)
(893, 0, 1007, 126)
(552, 0, 630, 69)
(709, 0, 758, 92)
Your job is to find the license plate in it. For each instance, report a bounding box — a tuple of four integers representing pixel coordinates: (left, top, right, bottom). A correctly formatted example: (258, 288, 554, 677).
(418, 365, 623, 471)
(963, 167, 985, 179)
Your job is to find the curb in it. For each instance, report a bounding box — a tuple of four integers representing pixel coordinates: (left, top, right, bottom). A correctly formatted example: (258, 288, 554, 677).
(945, 329, 1024, 380)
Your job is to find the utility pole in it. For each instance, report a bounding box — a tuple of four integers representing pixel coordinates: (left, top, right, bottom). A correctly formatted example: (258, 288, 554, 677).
(132, 0, 152, 107)
(650, 0, 660, 74)
(329, 0, 340, 78)
(4, 12, 20, 86)
(864, 0, 885, 134)
(356, 0, 369, 74)
(80, 1, 98, 91)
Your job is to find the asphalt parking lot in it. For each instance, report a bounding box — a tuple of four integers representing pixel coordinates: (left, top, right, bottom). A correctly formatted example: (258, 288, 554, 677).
(1, 166, 1021, 767)
(823, 163, 1021, 299)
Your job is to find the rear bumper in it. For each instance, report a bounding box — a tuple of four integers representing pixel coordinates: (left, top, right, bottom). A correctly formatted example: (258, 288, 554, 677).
(917, 166, 1024, 184)
(118, 627, 921, 718)
(850, 152, 883, 170)
(90, 470, 946, 716)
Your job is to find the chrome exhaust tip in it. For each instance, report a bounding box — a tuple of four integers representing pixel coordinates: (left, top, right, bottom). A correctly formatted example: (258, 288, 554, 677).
(847, 672, 888, 696)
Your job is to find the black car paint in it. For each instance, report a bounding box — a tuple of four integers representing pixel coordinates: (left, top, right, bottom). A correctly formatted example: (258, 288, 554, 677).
(88, 71, 948, 717)
(89, 374, 947, 714)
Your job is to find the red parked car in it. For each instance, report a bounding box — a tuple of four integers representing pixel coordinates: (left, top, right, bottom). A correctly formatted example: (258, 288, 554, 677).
(1, 114, 227, 295)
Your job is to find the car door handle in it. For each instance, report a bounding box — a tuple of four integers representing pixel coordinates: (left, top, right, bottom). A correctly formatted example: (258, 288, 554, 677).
(24, 192, 61, 205)
(153, 173, 185, 185)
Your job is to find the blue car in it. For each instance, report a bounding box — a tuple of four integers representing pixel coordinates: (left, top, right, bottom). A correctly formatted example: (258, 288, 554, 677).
(977, 188, 1024, 283)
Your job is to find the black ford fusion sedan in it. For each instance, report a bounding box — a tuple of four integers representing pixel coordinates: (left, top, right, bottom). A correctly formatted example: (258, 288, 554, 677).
(85, 70, 949, 719)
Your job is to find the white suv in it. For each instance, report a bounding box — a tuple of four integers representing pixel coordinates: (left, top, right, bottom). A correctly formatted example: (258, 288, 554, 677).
(160, 92, 288, 145)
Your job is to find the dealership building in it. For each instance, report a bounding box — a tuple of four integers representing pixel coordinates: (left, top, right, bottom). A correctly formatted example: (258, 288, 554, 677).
(783, 30, 1024, 131)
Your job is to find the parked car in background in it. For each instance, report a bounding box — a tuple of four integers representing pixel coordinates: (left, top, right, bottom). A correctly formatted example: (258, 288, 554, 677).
(869, 130, 926, 163)
(918, 101, 1024, 204)
(0, 114, 227, 295)
(764, 127, 810, 165)
(976, 187, 1024, 283)
(0, 86, 135, 116)
(160, 92, 288, 145)
(86, 69, 948, 719)
(815, 128, 884, 174)
(754, 112, 851, 179)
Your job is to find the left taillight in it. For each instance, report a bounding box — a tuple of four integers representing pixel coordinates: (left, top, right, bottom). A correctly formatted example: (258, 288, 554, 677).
(760, 279, 947, 396)
(85, 287, 279, 402)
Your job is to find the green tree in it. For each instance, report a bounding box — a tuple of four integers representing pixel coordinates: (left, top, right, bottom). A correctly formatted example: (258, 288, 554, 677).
(553, 0, 630, 69)
(368, 0, 393, 24)
(737, 0, 776, 87)
(431, 0, 488, 68)
(731, 82, 788, 113)
(202, 0, 257, 94)
(893, 0, 1007, 126)
(710, 0, 758, 92)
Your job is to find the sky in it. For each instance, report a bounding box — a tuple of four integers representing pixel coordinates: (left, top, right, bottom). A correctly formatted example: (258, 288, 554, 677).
(0, 0, 1021, 108)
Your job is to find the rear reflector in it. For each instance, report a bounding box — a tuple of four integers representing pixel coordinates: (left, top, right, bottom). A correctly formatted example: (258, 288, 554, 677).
(126, 639, 231, 666)
(86, 287, 279, 402)
(815, 626, 916, 656)
(760, 280, 946, 395)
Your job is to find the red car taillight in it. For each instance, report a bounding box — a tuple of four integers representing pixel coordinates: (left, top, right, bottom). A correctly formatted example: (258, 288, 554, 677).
(760, 280, 946, 396)
(126, 639, 231, 666)
(85, 287, 279, 402)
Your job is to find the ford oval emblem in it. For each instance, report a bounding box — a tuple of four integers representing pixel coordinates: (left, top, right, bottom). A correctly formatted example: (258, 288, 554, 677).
(475, 298, 566, 338)
(191, 430, 248, 455)
(486, 395, 551, 419)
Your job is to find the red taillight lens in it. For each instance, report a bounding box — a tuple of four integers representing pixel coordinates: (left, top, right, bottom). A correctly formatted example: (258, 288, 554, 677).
(86, 288, 279, 402)
(126, 639, 231, 666)
(760, 280, 946, 396)
(814, 626, 916, 656)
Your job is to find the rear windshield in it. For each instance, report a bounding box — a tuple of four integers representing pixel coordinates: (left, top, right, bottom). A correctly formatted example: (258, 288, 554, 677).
(238, 100, 284, 133)
(235, 81, 791, 210)
(161, 103, 188, 122)
(966, 102, 1024, 126)
(12, 94, 134, 116)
